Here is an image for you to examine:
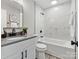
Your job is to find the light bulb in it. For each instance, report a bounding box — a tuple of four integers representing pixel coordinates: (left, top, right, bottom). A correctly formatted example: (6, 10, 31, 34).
(51, 0, 58, 5)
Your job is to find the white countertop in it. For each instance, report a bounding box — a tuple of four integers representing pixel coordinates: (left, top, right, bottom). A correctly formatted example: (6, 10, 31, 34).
(1, 34, 38, 47)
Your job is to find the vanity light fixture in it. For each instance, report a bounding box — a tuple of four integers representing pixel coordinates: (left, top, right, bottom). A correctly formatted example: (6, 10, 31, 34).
(51, 0, 58, 5)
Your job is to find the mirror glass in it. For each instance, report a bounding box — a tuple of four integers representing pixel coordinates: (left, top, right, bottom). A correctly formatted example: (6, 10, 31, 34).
(1, 0, 23, 34)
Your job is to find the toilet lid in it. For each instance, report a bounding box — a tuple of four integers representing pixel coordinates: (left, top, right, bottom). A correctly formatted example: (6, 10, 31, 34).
(36, 43, 47, 49)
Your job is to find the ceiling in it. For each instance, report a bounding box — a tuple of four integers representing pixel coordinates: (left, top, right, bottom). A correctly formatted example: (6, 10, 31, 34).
(34, 0, 71, 9)
(1, 0, 23, 11)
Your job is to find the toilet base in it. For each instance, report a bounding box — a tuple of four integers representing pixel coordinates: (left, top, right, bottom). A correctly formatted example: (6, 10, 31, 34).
(37, 51, 45, 59)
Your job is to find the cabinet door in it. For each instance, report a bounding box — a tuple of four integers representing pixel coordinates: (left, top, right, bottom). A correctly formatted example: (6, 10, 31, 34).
(27, 45, 36, 59)
(22, 45, 36, 59)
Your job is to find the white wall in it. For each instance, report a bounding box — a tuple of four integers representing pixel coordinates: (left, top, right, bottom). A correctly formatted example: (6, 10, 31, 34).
(23, 0, 35, 35)
(35, 5, 44, 34)
(44, 2, 71, 41)
(1, 9, 7, 34)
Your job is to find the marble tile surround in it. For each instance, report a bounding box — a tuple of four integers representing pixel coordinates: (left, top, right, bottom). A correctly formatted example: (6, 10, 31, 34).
(43, 3, 71, 41)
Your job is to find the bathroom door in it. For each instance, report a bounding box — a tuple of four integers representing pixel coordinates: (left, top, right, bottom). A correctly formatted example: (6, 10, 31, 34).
(70, 0, 78, 59)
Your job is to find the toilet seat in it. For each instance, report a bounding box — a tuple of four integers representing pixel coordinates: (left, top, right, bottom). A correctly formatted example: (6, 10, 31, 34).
(36, 43, 47, 51)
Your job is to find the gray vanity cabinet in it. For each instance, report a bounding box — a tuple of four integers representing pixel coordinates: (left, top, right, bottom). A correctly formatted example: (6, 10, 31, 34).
(1, 37, 37, 59)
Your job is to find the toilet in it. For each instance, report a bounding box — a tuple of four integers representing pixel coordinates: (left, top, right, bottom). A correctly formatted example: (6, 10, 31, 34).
(36, 43, 47, 59)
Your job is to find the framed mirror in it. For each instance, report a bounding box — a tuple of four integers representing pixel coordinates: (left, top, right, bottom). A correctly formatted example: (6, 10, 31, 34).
(1, 0, 23, 34)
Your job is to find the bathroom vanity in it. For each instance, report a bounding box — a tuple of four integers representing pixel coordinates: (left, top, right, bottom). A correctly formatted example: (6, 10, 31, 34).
(1, 35, 38, 59)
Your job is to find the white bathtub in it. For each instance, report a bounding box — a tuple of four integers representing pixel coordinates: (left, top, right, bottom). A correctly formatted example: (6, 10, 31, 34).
(38, 37, 75, 59)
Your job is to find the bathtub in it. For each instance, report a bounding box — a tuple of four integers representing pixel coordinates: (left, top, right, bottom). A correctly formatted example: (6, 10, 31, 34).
(38, 37, 75, 59)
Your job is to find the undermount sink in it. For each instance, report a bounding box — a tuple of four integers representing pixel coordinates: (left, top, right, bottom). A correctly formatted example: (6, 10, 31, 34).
(7, 37, 26, 40)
